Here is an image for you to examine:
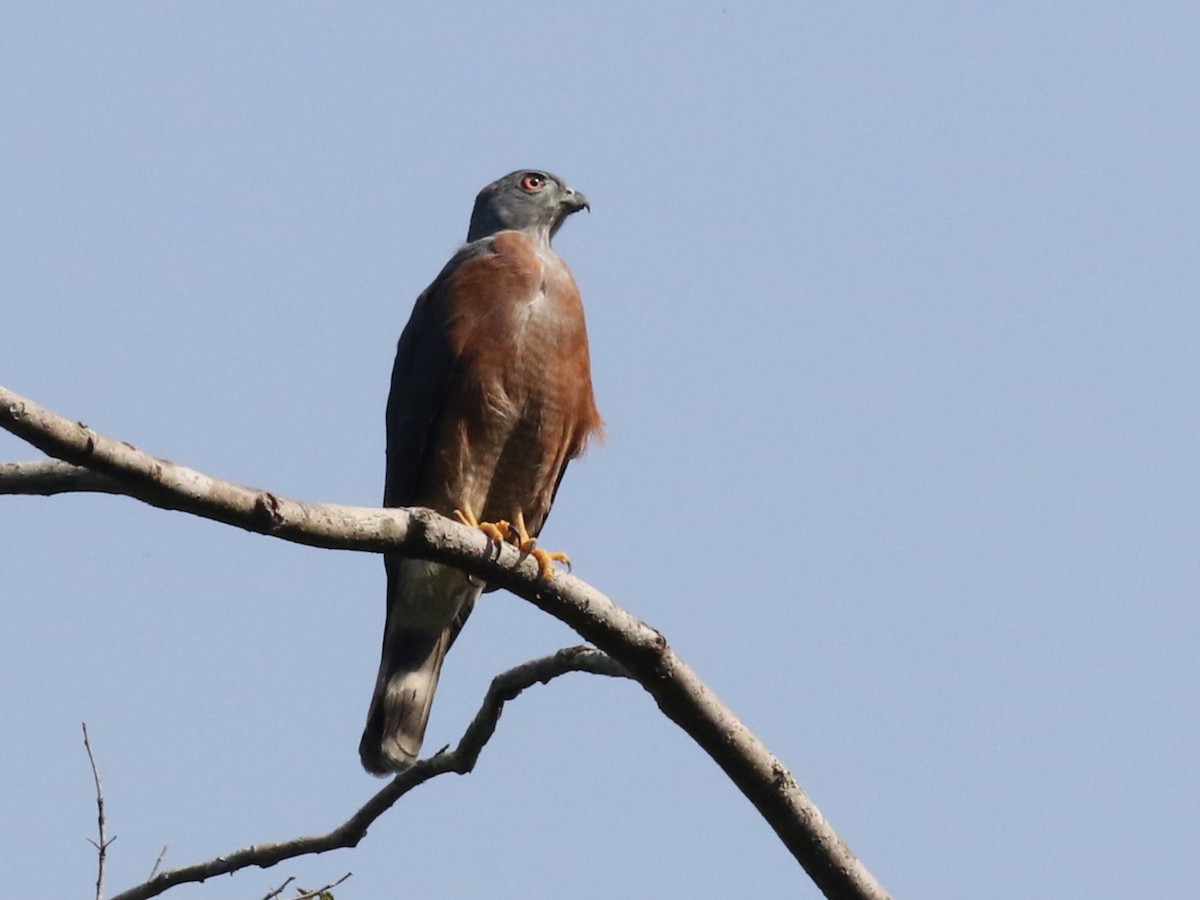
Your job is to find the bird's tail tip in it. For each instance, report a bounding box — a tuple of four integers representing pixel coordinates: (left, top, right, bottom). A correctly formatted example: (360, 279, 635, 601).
(358, 626, 448, 776)
(358, 733, 418, 777)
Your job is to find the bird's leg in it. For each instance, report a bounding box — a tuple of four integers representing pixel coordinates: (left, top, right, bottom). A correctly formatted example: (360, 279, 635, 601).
(454, 505, 511, 544)
(512, 510, 571, 579)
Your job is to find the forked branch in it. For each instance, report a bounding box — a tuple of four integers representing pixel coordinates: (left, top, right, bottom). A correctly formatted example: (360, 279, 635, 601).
(1, 385, 890, 900)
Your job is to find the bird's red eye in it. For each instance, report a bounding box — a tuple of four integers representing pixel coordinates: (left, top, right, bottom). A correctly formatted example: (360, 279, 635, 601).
(521, 173, 546, 191)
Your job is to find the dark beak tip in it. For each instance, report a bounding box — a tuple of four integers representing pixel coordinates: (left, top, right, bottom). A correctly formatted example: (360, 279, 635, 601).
(570, 190, 590, 214)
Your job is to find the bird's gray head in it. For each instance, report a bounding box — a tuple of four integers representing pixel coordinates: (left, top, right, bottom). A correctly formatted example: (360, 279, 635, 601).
(466, 169, 589, 244)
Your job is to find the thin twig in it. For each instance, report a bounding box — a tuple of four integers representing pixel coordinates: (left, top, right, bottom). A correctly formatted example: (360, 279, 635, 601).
(261, 875, 295, 900)
(291, 872, 352, 899)
(109, 647, 630, 900)
(148, 846, 168, 880)
(82, 723, 115, 900)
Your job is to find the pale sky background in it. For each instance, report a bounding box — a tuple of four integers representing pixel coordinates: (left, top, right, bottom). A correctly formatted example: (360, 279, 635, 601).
(2, 4, 1197, 898)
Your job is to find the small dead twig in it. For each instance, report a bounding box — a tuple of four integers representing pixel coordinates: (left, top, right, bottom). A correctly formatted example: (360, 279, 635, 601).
(148, 845, 168, 880)
(261, 876, 295, 899)
(82, 723, 116, 900)
(290, 872, 352, 899)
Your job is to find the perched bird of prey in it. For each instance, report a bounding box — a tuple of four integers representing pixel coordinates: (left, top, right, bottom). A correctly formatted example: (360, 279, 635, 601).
(359, 169, 602, 775)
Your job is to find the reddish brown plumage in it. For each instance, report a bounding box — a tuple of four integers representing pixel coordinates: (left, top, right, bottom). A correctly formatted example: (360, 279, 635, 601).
(433, 230, 601, 532)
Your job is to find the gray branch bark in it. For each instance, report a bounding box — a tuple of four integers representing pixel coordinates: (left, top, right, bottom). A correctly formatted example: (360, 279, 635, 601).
(0, 384, 890, 900)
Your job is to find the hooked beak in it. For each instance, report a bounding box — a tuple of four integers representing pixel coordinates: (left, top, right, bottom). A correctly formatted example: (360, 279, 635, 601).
(549, 183, 590, 240)
(562, 187, 590, 214)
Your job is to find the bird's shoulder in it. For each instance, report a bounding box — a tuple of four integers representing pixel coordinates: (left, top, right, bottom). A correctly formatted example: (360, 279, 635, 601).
(449, 230, 552, 292)
(427, 229, 538, 282)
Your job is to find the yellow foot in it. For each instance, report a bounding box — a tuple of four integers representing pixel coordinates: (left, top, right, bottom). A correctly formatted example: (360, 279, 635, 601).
(454, 506, 511, 544)
(513, 511, 571, 579)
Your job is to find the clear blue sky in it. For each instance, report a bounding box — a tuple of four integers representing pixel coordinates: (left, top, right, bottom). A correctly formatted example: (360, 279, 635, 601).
(3, 4, 1197, 898)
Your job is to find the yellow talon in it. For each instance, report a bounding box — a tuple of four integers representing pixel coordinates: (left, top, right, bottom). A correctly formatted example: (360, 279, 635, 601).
(532, 548, 572, 580)
(454, 506, 511, 543)
(513, 511, 572, 579)
(454, 507, 571, 578)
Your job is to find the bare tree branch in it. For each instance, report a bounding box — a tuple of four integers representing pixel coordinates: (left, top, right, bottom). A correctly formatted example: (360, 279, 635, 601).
(2, 385, 891, 900)
(109, 647, 629, 900)
(0, 459, 124, 495)
(82, 723, 115, 900)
